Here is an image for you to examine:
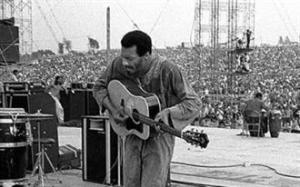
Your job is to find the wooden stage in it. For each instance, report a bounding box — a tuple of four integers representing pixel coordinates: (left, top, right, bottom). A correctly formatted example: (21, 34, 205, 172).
(25, 126, 300, 187)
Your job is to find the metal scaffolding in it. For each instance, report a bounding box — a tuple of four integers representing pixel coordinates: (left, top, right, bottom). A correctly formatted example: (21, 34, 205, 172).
(0, 0, 33, 55)
(194, 0, 255, 46)
(193, 0, 255, 93)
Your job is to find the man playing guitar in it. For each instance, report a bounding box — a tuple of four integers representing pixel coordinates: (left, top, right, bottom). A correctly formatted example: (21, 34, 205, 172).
(93, 30, 204, 187)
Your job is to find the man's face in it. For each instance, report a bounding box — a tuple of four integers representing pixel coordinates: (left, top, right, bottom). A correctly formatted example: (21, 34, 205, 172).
(57, 77, 64, 85)
(121, 46, 144, 75)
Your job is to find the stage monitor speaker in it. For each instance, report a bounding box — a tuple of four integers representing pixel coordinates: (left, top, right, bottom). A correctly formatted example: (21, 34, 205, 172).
(69, 90, 86, 120)
(85, 90, 99, 115)
(82, 116, 119, 185)
(28, 92, 59, 173)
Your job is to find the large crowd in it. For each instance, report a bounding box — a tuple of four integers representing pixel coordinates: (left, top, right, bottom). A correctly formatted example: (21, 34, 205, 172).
(1, 44, 300, 127)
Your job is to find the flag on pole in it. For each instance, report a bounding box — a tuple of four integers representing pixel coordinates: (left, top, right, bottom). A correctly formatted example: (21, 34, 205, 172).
(88, 37, 99, 49)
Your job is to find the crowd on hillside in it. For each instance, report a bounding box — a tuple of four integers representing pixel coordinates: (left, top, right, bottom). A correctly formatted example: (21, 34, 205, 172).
(1, 45, 300, 127)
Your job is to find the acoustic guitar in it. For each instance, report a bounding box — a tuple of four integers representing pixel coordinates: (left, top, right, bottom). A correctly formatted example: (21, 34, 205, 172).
(107, 80, 209, 148)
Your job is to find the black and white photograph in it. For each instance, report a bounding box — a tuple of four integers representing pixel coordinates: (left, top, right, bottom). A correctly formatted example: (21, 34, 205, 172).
(0, 0, 300, 186)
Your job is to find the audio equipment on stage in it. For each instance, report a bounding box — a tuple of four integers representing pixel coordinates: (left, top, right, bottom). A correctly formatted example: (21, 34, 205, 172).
(29, 81, 46, 92)
(0, 44, 19, 63)
(0, 24, 18, 43)
(59, 90, 70, 122)
(4, 82, 29, 93)
(2, 82, 30, 110)
(0, 18, 19, 64)
(85, 90, 99, 115)
(82, 116, 120, 185)
(27, 92, 59, 173)
(59, 89, 99, 122)
(69, 90, 86, 120)
(71, 83, 83, 89)
(86, 83, 94, 89)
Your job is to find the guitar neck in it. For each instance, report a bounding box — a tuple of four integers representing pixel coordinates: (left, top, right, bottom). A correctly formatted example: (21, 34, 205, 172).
(132, 112, 182, 138)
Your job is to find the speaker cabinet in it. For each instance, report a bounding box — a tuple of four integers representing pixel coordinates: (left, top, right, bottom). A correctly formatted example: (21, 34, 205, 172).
(82, 116, 119, 185)
(59, 90, 70, 122)
(0, 24, 18, 43)
(6, 93, 29, 112)
(0, 44, 19, 62)
(69, 90, 86, 120)
(85, 90, 99, 115)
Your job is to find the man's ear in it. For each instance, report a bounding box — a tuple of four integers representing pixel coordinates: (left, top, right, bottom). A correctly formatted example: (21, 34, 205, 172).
(145, 52, 151, 57)
(143, 52, 150, 60)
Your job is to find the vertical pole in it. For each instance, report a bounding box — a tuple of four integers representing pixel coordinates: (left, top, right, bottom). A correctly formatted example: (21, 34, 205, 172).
(198, 0, 201, 84)
(106, 7, 110, 51)
(105, 118, 111, 184)
(227, 0, 231, 95)
(1, 1, 4, 19)
(106, 6, 111, 69)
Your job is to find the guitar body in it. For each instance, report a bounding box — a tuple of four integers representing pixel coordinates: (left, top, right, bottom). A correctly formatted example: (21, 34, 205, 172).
(107, 80, 161, 140)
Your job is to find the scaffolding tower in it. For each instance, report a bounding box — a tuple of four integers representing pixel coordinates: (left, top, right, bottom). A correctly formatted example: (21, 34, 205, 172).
(193, 0, 255, 93)
(0, 0, 33, 56)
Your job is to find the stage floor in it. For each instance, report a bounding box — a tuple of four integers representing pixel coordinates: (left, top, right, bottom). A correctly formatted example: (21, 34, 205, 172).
(27, 126, 300, 187)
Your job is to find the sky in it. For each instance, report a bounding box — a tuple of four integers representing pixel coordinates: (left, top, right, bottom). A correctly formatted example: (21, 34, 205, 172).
(31, 0, 300, 52)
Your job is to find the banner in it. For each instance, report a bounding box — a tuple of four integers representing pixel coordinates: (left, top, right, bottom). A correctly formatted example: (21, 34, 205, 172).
(88, 37, 99, 49)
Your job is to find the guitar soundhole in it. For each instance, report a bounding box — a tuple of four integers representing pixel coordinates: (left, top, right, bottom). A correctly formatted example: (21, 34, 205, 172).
(125, 118, 143, 133)
(125, 109, 143, 133)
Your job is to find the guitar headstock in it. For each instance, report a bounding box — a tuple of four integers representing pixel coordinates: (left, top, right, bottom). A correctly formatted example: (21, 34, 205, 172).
(182, 129, 209, 148)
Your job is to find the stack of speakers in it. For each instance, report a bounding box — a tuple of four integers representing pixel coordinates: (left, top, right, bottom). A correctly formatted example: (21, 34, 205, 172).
(1, 85, 59, 173)
(82, 116, 120, 185)
(60, 88, 99, 122)
(0, 17, 19, 64)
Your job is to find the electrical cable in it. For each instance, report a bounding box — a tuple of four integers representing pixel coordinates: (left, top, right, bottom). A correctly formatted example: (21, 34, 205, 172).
(277, 0, 298, 41)
(172, 161, 243, 168)
(172, 161, 300, 179)
(251, 164, 300, 179)
(114, 0, 141, 30)
(44, 0, 66, 39)
(171, 179, 220, 187)
(149, 0, 170, 34)
(102, 153, 119, 184)
(34, 0, 60, 44)
(271, 0, 294, 41)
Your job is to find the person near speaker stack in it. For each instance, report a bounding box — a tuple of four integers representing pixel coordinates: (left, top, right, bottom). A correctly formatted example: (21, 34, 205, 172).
(45, 75, 66, 124)
(93, 30, 202, 187)
(11, 69, 21, 81)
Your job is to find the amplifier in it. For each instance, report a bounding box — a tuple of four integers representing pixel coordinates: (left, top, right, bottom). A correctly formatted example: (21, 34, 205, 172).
(82, 115, 121, 185)
(71, 83, 83, 89)
(86, 83, 95, 89)
(29, 81, 46, 92)
(4, 82, 29, 93)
